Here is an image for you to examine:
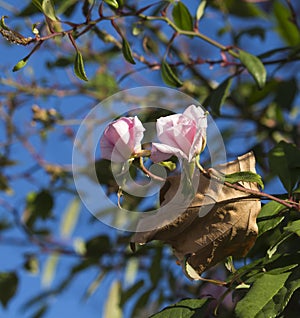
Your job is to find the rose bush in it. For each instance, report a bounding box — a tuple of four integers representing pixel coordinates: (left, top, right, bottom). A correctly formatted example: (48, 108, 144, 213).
(150, 105, 207, 162)
(100, 116, 145, 162)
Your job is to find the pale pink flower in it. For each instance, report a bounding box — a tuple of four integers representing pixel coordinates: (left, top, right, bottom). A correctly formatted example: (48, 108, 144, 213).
(151, 105, 207, 162)
(100, 116, 145, 162)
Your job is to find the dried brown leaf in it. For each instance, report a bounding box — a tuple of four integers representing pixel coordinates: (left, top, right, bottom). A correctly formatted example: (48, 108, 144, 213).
(131, 152, 261, 279)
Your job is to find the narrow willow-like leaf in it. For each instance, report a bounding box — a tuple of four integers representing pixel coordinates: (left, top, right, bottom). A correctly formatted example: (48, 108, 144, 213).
(60, 198, 81, 238)
(41, 252, 59, 287)
(239, 49, 266, 89)
(12, 57, 29, 72)
(224, 171, 264, 189)
(32, 0, 43, 12)
(103, 280, 122, 318)
(42, 0, 58, 21)
(122, 38, 135, 64)
(172, 2, 193, 32)
(196, 1, 207, 21)
(74, 51, 88, 81)
(104, 0, 119, 9)
(161, 61, 183, 87)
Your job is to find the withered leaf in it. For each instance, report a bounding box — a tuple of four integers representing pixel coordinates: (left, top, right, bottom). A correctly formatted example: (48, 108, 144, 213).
(131, 152, 261, 280)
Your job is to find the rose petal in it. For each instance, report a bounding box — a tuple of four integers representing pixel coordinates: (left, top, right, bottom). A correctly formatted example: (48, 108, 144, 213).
(151, 142, 188, 162)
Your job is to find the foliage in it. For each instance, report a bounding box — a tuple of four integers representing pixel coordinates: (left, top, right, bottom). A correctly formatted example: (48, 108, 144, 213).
(0, 0, 300, 317)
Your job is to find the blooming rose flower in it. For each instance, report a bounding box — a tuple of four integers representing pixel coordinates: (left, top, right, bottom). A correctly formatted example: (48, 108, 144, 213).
(100, 116, 145, 162)
(151, 105, 207, 162)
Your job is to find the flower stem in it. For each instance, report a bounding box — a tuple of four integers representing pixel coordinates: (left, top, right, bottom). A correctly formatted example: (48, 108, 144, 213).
(139, 157, 166, 182)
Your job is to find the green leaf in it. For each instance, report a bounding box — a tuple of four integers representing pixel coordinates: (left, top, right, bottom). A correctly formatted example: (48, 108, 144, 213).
(42, 0, 58, 21)
(150, 298, 211, 318)
(196, 1, 207, 21)
(204, 77, 232, 116)
(158, 161, 177, 171)
(12, 57, 29, 72)
(41, 252, 59, 287)
(23, 254, 39, 275)
(239, 50, 267, 89)
(257, 201, 285, 236)
(235, 268, 300, 318)
(83, 272, 105, 299)
(0, 16, 10, 31)
(103, 280, 122, 318)
(273, 0, 300, 46)
(104, 0, 119, 9)
(0, 272, 18, 308)
(74, 51, 88, 81)
(60, 198, 81, 238)
(161, 61, 183, 88)
(224, 171, 264, 189)
(172, 2, 193, 32)
(85, 235, 110, 258)
(32, 0, 43, 12)
(268, 141, 300, 194)
(120, 279, 144, 307)
(122, 38, 135, 64)
(284, 220, 300, 236)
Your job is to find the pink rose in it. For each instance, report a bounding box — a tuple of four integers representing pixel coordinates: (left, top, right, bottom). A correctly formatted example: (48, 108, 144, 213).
(151, 105, 207, 162)
(100, 116, 145, 162)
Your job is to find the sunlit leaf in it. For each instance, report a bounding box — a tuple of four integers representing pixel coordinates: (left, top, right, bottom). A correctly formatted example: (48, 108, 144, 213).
(235, 269, 300, 318)
(60, 198, 81, 238)
(257, 201, 285, 236)
(122, 38, 136, 64)
(0, 272, 18, 308)
(150, 298, 211, 318)
(103, 280, 122, 318)
(284, 220, 300, 236)
(104, 0, 119, 9)
(196, 1, 207, 21)
(12, 57, 29, 72)
(124, 258, 139, 286)
(42, 0, 58, 21)
(239, 49, 266, 89)
(224, 171, 264, 189)
(172, 2, 193, 32)
(42, 252, 59, 287)
(74, 51, 89, 81)
(161, 60, 183, 87)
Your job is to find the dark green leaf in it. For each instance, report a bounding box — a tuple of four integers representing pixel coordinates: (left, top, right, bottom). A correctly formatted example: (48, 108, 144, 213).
(120, 280, 144, 307)
(161, 61, 183, 87)
(74, 51, 88, 81)
(104, 0, 119, 9)
(150, 298, 211, 318)
(172, 2, 193, 32)
(239, 50, 267, 89)
(273, 1, 300, 46)
(284, 220, 300, 236)
(224, 171, 264, 189)
(204, 77, 232, 116)
(0, 272, 18, 308)
(122, 38, 135, 64)
(23, 254, 39, 275)
(268, 141, 300, 194)
(31, 305, 48, 318)
(42, 0, 58, 21)
(32, 0, 43, 12)
(85, 235, 111, 258)
(257, 201, 285, 236)
(12, 57, 29, 72)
